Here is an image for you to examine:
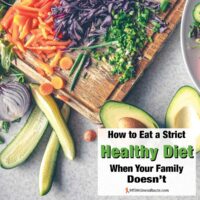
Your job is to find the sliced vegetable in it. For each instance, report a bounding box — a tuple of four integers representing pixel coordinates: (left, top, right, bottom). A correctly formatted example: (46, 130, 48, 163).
(70, 53, 88, 91)
(69, 53, 83, 76)
(59, 56, 73, 70)
(39, 83, 54, 96)
(51, 76, 65, 90)
(39, 104, 70, 196)
(0, 82, 30, 122)
(193, 3, 200, 23)
(0, 106, 48, 169)
(30, 84, 75, 160)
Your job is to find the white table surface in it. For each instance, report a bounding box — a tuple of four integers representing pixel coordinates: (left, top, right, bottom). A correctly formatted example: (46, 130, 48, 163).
(0, 25, 199, 200)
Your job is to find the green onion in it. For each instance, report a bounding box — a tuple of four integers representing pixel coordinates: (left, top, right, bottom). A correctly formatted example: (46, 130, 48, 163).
(69, 53, 84, 76)
(70, 41, 118, 51)
(160, 0, 170, 12)
(2, 121, 10, 133)
(70, 53, 88, 91)
(0, 136, 4, 144)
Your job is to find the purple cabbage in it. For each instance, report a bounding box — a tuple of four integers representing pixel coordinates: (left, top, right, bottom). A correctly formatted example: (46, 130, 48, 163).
(52, 0, 167, 47)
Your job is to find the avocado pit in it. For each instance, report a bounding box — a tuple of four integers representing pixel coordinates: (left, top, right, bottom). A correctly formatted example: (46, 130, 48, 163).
(118, 117, 147, 128)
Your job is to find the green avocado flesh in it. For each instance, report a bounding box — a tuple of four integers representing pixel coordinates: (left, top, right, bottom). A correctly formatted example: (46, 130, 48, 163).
(165, 86, 200, 152)
(100, 101, 158, 128)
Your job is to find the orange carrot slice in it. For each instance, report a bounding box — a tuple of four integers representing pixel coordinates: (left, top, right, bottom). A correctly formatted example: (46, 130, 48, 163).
(39, 83, 54, 96)
(51, 76, 65, 89)
(59, 56, 74, 70)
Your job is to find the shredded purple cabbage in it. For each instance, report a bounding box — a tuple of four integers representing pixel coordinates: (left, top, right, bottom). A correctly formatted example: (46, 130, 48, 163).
(52, 0, 166, 46)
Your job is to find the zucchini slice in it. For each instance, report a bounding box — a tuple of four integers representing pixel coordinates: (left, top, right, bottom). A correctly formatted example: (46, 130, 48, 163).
(193, 3, 200, 23)
(0, 106, 48, 169)
(30, 84, 75, 160)
(39, 105, 70, 196)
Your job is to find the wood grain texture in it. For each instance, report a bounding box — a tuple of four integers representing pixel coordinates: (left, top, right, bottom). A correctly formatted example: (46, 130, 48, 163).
(12, 0, 185, 123)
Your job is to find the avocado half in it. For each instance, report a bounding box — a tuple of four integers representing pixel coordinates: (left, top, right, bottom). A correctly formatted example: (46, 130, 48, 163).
(100, 101, 159, 128)
(165, 86, 200, 152)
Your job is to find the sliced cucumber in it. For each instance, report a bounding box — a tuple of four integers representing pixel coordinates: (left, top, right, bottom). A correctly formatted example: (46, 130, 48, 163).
(193, 3, 200, 23)
(39, 105, 70, 196)
(30, 84, 75, 160)
(0, 107, 48, 169)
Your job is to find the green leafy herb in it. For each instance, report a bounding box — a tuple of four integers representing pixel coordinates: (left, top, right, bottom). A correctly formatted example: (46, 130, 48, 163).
(1, 121, 10, 133)
(0, 136, 4, 144)
(102, 9, 150, 83)
(10, 67, 25, 83)
(0, 40, 15, 73)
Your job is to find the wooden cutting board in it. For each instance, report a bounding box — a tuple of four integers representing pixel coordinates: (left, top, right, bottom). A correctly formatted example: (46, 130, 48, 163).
(13, 0, 185, 123)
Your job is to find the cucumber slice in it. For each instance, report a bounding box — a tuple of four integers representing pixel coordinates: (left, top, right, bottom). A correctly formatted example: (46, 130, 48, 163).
(30, 84, 75, 160)
(193, 3, 200, 23)
(39, 105, 70, 196)
(0, 107, 48, 169)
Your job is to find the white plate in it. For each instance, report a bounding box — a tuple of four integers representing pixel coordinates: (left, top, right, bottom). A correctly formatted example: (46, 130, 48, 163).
(181, 0, 200, 90)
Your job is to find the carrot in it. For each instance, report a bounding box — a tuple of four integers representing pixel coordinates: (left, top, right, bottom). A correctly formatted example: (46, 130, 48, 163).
(47, 52, 56, 59)
(39, 24, 47, 39)
(46, 40, 71, 46)
(24, 34, 36, 47)
(47, 35, 54, 40)
(27, 46, 57, 51)
(15, 49, 24, 60)
(50, 51, 62, 68)
(51, 76, 65, 89)
(13, 14, 27, 26)
(33, 58, 54, 75)
(40, 53, 48, 62)
(39, 1, 52, 13)
(1, 13, 14, 30)
(45, 17, 53, 24)
(14, 5, 39, 13)
(56, 94, 70, 103)
(19, 19, 32, 40)
(16, 10, 38, 18)
(21, 0, 35, 6)
(32, 18, 38, 29)
(39, 83, 54, 96)
(15, 41, 26, 53)
(34, 0, 51, 8)
(35, 67, 46, 77)
(12, 23, 19, 42)
(59, 56, 74, 70)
